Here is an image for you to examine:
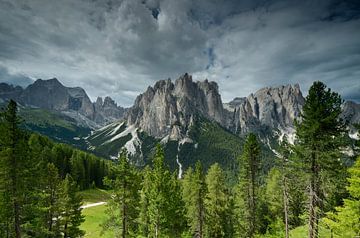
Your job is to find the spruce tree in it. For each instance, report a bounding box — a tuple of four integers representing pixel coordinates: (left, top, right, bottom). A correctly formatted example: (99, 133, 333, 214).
(235, 133, 261, 237)
(295, 81, 346, 238)
(182, 161, 206, 238)
(0, 100, 28, 238)
(43, 163, 62, 237)
(205, 163, 231, 238)
(102, 149, 140, 237)
(324, 156, 360, 237)
(59, 174, 85, 238)
(138, 166, 151, 236)
(140, 144, 185, 237)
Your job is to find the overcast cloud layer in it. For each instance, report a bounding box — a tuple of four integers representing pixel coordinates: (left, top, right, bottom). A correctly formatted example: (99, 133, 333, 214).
(0, 0, 359, 106)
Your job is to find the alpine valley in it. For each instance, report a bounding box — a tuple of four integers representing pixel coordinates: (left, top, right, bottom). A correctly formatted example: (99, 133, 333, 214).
(1, 73, 359, 174)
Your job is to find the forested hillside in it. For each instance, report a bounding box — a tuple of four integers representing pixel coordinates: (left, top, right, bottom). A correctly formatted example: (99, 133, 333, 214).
(0, 100, 110, 237)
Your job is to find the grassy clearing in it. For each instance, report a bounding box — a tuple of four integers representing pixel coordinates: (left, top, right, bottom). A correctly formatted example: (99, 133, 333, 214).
(80, 188, 114, 237)
(81, 204, 114, 238)
(78, 188, 112, 204)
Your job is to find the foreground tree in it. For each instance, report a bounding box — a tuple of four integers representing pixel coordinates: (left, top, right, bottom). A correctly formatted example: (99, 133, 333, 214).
(59, 174, 84, 238)
(182, 161, 206, 238)
(0, 100, 29, 237)
(324, 156, 360, 237)
(295, 81, 346, 238)
(235, 133, 261, 237)
(205, 163, 232, 238)
(102, 149, 140, 237)
(139, 144, 185, 237)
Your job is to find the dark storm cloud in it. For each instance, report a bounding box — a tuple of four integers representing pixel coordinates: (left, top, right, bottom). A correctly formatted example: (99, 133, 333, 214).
(0, 0, 359, 105)
(0, 66, 33, 87)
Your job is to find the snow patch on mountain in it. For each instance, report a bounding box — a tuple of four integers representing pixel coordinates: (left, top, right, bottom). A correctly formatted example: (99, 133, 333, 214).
(108, 122, 125, 136)
(124, 127, 142, 155)
(278, 127, 296, 145)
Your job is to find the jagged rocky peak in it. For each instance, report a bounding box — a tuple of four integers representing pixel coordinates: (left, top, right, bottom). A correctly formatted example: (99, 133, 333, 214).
(0, 78, 126, 128)
(228, 84, 305, 135)
(0, 83, 24, 100)
(127, 73, 225, 139)
(342, 101, 360, 135)
(93, 96, 126, 125)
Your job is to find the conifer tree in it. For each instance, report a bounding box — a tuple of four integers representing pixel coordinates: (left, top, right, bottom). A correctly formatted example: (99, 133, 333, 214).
(324, 156, 360, 237)
(205, 163, 231, 238)
(235, 133, 261, 238)
(59, 174, 85, 238)
(138, 166, 151, 236)
(102, 149, 140, 237)
(43, 163, 62, 237)
(295, 81, 346, 238)
(140, 144, 185, 237)
(0, 100, 28, 238)
(182, 161, 206, 238)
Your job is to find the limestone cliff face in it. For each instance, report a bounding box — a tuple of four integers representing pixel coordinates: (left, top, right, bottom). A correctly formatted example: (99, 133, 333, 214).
(94, 96, 126, 125)
(225, 84, 305, 135)
(126, 73, 225, 139)
(0, 78, 125, 127)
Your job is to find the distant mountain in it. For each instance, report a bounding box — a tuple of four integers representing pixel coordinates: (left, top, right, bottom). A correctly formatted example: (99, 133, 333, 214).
(0, 78, 126, 128)
(1, 74, 358, 173)
(85, 74, 359, 173)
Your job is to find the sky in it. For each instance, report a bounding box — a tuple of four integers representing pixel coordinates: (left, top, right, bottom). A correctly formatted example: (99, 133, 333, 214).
(0, 0, 359, 106)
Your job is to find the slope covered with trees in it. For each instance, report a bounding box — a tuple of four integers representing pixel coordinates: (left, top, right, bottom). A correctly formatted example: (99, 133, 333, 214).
(0, 100, 110, 237)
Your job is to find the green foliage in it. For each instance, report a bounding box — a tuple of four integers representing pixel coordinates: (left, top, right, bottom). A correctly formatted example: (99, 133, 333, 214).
(19, 106, 91, 148)
(205, 163, 233, 238)
(0, 100, 31, 237)
(102, 149, 141, 237)
(184, 118, 244, 171)
(182, 161, 206, 237)
(139, 144, 186, 237)
(59, 174, 85, 238)
(323, 156, 360, 237)
(81, 203, 114, 238)
(295, 81, 348, 238)
(235, 133, 262, 237)
(0, 100, 103, 237)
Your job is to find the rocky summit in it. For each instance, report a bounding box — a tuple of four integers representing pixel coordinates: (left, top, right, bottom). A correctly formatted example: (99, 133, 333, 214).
(225, 84, 305, 136)
(126, 74, 308, 140)
(126, 73, 225, 139)
(0, 78, 125, 128)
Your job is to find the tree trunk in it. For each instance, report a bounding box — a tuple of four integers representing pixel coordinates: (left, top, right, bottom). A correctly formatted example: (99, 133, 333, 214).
(282, 157, 289, 238)
(250, 155, 256, 238)
(64, 221, 68, 238)
(308, 153, 318, 238)
(283, 176, 289, 238)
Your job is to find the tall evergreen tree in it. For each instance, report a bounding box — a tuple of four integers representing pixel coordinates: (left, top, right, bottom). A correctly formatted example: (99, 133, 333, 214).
(324, 156, 360, 237)
(205, 163, 232, 238)
(138, 166, 151, 236)
(43, 163, 62, 237)
(59, 174, 85, 238)
(102, 149, 140, 238)
(0, 100, 28, 238)
(295, 81, 347, 238)
(182, 161, 206, 238)
(235, 133, 261, 237)
(140, 144, 185, 238)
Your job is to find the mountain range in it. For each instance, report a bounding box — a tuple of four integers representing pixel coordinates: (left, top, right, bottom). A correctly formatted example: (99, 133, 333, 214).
(1, 74, 359, 174)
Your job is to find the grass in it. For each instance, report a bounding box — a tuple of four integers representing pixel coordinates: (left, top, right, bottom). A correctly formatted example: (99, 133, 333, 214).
(78, 188, 112, 204)
(80, 188, 114, 237)
(289, 225, 331, 238)
(81, 204, 114, 238)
